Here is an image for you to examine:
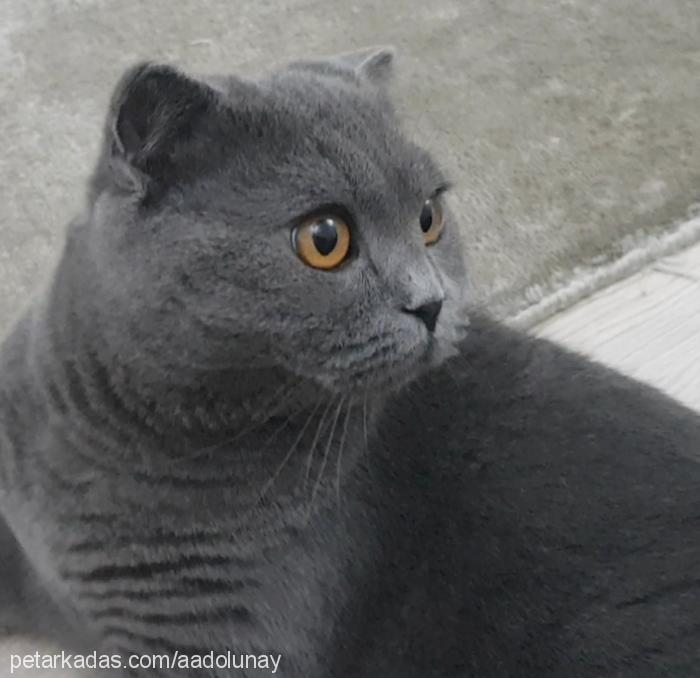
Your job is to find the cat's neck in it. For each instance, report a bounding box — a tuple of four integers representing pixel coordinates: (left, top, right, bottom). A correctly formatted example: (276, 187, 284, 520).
(31, 228, 318, 448)
(0, 223, 380, 531)
(28, 264, 371, 519)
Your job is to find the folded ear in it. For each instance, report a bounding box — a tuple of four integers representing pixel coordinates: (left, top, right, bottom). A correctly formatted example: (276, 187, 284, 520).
(332, 46, 395, 86)
(290, 46, 395, 89)
(105, 62, 220, 196)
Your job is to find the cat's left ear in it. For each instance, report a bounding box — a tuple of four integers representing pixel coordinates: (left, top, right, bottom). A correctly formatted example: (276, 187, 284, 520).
(100, 62, 222, 198)
(331, 46, 395, 87)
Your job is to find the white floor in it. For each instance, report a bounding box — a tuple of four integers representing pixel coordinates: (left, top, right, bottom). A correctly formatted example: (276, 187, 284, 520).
(536, 240, 700, 413)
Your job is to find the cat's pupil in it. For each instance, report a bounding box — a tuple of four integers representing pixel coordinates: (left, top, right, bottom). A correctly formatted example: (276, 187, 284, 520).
(312, 219, 339, 255)
(420, 201, 433, 233)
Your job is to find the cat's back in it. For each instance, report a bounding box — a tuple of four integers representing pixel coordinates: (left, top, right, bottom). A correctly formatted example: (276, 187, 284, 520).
(334, 317, 700, 677)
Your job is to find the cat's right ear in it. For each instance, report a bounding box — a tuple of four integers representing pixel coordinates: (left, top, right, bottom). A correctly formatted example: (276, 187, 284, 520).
(331, 46, 395, 87)
(104, 62, 219, 197)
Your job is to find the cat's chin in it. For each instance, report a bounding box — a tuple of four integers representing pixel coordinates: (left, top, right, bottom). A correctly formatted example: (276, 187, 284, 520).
(281, 313, 469, 400)
(305, 355, 419, 398)
(313, 369, 415, 400)
(311, 333, 465, 398)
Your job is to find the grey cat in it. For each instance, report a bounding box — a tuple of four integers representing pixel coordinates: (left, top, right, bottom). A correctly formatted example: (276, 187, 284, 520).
(1, 47, 700, 677)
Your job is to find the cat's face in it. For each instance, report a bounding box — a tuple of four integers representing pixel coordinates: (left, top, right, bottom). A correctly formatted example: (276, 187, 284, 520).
(88, 49, 469, 397)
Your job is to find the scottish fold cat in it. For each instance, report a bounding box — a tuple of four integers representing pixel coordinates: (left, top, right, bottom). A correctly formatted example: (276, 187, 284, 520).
(1, 48, 699, 677)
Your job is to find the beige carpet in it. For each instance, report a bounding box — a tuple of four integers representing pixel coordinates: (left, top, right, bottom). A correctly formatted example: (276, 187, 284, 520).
(2, 0, 700, 329)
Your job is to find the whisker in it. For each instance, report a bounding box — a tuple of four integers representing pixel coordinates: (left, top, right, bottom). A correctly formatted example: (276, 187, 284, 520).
(361, 385, 378, 486)
(307, 396, 345, 519)
(259, 408, 297, 450)
(362, 387, 370, 456)
(303, 396, 336, 491)
(257, 399, 323, 504)
(335, 399, 354, 509)
(185, 381, 292, 461)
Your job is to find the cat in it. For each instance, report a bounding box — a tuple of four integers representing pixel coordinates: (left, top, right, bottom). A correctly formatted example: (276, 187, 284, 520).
(1, 46, 699, 678)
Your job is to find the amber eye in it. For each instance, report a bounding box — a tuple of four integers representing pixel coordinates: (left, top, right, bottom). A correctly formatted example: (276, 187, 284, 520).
(419, 198, 445, 245)
(292, 215, 351, 270)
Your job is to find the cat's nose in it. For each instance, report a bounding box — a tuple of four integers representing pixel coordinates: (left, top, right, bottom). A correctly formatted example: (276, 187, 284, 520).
(403, 299, 443, 333)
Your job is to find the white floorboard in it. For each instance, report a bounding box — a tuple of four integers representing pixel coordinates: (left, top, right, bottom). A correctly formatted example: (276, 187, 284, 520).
(536, 241, 700, 413)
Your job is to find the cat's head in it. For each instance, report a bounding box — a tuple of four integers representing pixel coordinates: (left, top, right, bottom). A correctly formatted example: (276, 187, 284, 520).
(86, 48, 469, 398)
